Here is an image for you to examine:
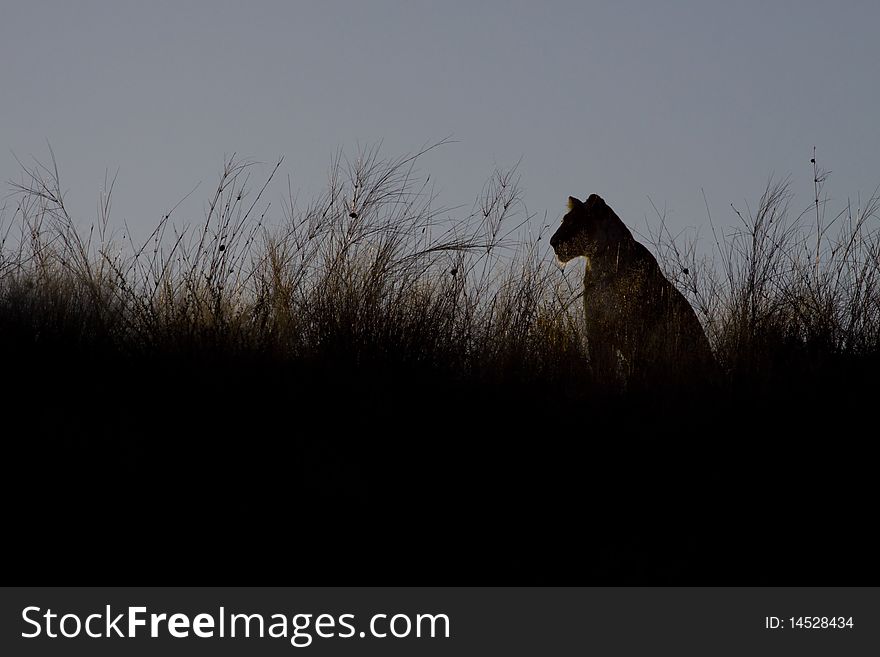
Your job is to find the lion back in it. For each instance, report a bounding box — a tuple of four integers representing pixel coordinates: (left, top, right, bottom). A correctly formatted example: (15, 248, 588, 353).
(593, 239, 716, 381)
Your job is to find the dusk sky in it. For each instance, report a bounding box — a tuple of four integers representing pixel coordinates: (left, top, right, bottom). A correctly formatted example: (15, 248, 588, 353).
(2, 0, 878, 247)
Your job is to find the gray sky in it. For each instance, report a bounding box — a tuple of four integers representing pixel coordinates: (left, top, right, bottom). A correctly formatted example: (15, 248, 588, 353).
(2, 0, 878, 246)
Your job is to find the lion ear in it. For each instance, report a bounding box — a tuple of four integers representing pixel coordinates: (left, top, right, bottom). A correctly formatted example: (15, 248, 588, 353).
(567, 196, 584, 211)
(585, 194, 605, 208)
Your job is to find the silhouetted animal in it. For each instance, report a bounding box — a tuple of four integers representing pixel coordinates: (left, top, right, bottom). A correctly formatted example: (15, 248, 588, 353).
(550, 194, 715, 384)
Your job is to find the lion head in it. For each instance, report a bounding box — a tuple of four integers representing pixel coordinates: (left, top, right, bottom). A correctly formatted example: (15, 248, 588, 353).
(550, 194, 632, 265)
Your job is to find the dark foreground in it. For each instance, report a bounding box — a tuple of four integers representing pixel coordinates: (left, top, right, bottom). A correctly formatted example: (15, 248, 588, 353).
(4, 334, 875, 586)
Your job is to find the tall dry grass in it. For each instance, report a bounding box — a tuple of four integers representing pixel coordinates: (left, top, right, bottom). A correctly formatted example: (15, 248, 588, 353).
(2, 142, 878, 397)
(0, 142, 880, 398)
(645, 166, 880, 390)
(0, 142, 588, 392)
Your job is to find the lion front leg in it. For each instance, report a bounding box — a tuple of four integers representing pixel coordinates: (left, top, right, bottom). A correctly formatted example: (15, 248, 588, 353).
(587, 336, 620, 385)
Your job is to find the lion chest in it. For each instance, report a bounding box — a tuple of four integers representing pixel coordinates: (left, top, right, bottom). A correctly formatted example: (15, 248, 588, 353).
(582, 265, 674, 348)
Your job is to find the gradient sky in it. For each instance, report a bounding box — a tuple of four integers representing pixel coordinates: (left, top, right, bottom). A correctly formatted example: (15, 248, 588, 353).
(2, 0, 878, 247)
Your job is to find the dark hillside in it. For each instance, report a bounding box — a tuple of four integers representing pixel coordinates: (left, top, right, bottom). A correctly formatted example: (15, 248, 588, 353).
(2, 147, 877, 583)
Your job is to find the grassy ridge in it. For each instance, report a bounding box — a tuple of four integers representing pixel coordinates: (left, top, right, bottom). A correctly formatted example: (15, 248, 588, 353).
(2, 144, 877, 583)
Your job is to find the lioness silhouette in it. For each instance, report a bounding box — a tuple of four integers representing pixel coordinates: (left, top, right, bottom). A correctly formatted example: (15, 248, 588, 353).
(550, 194, 716, 384)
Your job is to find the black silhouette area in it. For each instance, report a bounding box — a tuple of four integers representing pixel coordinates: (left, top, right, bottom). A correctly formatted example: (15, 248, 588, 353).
(3, 287, 875, 584)
(2, 150, 877, 584)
